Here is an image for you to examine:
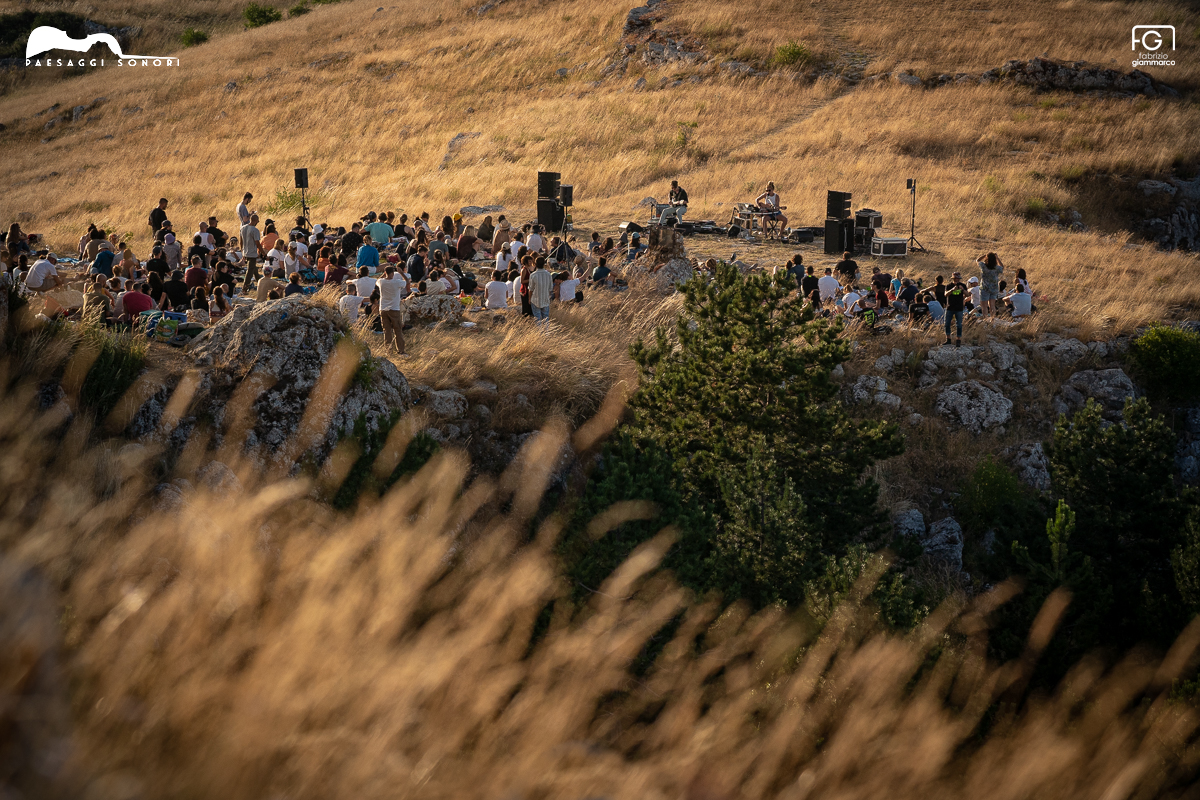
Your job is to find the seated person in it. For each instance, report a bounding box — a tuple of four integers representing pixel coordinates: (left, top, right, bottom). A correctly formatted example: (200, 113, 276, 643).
(558, 271, 580, 303)
(925, 291, 945, 322)
(1005, 283, 1033, 317)
(835, 251, 858, 283)
(82, 276, 114, 324)
(754, 181, 787, 233)
(591, 256, 613, 287)
(163, 270, 190, 311)
(256, 268, 284, 302)
(484, 270, 511, 310)
(24, 251, 63, 293)
(908, 291, 930, 323)
(625, 233, 647, 262)
(284, 273, 306, 296)
(842, 285, 862, 315)
(892, 278, 919, 313)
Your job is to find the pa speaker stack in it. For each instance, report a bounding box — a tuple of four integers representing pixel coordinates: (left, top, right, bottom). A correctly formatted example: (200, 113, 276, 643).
(537, 171, 561, 200)
(537, 170, 567, 232)
(824, 190, 852, 254)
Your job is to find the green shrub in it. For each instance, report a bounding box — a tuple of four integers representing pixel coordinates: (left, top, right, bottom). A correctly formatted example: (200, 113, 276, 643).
(263, 186, 322, 214)
(1128, 324, 1200, 402)
(770, 40, 812, 68)
(77, 324, 149, 421)
(955, 456, 1045, 537)
(332, 412, 440, 510)
(1023, 196, 1047, 218)
(1059, 164, 1088, 183)
(179, 27, 209, 47)
(243, 2, 282, 28)
(288, 1, 310, 16)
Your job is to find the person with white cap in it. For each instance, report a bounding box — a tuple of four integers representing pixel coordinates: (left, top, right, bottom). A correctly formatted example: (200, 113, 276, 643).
(496, 241, 514, 273)
(967, 276, 981, 312)
(25, 250, 62, 293)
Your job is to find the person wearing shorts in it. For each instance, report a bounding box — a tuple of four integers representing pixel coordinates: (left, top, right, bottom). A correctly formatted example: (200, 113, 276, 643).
(977, 252, 1005, 316)
(755, 181, 788, 232)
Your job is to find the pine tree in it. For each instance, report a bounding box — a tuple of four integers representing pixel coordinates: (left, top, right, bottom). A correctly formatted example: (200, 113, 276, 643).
(564, 264, 904, 608)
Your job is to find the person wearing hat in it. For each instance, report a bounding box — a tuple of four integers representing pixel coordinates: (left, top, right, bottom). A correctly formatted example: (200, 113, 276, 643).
(492, 216, 512, 253)
(25, 250, 63, 293)
(161, 232, 183, 271)
(943, 272, 969, 346)
(154, 219, 173, 245)
(967, 275, 981, 312)
(452, 213, 464, 238)
(495, 241, 515, 273)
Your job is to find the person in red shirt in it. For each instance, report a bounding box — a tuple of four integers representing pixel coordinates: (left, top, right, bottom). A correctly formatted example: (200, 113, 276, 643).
(184, 255, 208, 289)
(121, 282, 155, 318)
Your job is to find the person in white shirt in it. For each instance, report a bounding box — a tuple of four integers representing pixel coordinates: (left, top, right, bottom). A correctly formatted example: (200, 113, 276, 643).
(354, 266, 376, 300)
(526, 227, 545, 254)
(1006, 284, 1032, 317)
(967, 277, 982, 311)
(484, 270, 511, 310)
(817, 267, 839, 301)
(842, 287, 862, 314)
(338, 283, 365, 324)
(496, 242, 514, 273)
(25, 252, 63, 292)
(195, 223, 216, 251)
(284, 243, 303, 275)
(308, 224, 325, 246)
(558, 274, 579, 303)
(377, 265, 407, 355)
(291, 235, 309, 261)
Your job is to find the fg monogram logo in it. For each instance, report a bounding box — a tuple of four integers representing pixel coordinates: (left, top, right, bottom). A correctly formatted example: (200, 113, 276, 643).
(1131, 26, 1176, 68)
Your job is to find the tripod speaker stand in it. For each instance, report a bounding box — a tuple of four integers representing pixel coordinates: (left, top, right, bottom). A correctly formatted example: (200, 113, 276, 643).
(906, 178, 926, 253)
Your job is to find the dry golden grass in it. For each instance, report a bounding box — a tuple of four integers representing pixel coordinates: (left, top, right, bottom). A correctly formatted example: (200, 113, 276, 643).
(2, 0, 1198, 338)
(2, 368, 1199, 799)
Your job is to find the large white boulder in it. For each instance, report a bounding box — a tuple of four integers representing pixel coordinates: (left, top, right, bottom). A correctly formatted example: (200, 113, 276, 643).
(935, 380, 1013, 432)
(924, 518, 964, 571)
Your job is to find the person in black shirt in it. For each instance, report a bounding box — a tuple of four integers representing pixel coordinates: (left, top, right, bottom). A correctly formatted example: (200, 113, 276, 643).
(187, 235, 210, 270)
(893, 278, 918, 312)
(908, 291, 930, 323)
(145, 246, 169, 278)
(290, 215, 311, 240)
(801, 265, 820, 298)
(284, 273, 306, 296)
(340, 223, 364, 259)
(148, 198, 168, 240)
(933, 274, 946, 306)
(943, 271, 968, 346)
(406, 245, 427, 283)
(210, 261, 236, 295)
(835, 251, 858, 283)
(163, 270, 190, 311)
(659, 180, 689, 225)
(206, 216, 227, 248)
(155, 220, 174, 245)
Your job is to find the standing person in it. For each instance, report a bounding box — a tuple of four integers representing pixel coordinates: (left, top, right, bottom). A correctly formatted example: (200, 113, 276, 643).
(977, 252, 1005, 316)
(528, 256, 553, 324)
(933, 274, 947, 306)
(377, 265, 407, 356)
(517, 255, 533, 317)
(149, 197, 169, 241)
(660, 179, 689, 224)
(236, 193, 253, 228)
(944, 271, 968, 346)
(754, 181, 788, 233)
(241, 213, 263, 291)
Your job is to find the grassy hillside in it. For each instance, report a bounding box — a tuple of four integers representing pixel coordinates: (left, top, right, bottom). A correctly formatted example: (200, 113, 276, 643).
(2, 0, 1199, 331)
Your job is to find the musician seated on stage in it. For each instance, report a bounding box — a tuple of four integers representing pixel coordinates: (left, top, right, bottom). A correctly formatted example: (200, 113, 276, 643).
(754, 182, 787, 231)
(658, 180, 689, 225)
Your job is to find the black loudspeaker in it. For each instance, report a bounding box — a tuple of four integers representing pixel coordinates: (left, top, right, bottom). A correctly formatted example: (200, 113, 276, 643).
(854, 208, 882, 229)
(537, 171, 561, 199)
(824, 220, 842, 254)
(619, 221, 644, 234)
(294, 168, 309, 189)
(826, 190, 851, 220)
(727, 224, 742, 238)
(559, 184, 573, 207)
(537, 199, 564, 231)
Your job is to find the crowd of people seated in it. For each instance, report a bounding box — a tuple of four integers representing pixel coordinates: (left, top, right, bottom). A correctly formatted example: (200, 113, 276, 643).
(1, 184, 1036, 357)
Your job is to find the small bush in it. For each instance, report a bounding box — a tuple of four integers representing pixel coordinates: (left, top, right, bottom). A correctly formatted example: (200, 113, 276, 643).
(769, 40, 812, 68)
(983, 175, 1003, 193)
(77, 324, 149, 421)
(1059, 164, 1088, 183)
(288, 1, 310, 16)
(1128, 324, 1200, 402)
(243, 2, 282, 28)
(179, 27, 209, 47)
(264, 186, 322, 214)
(1023, 196, 1047, 218)
(955, 456, 1043, 538)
